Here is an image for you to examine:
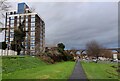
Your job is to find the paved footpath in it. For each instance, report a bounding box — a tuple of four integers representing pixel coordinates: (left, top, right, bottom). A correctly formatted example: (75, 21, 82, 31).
(68, 59, 88, 81)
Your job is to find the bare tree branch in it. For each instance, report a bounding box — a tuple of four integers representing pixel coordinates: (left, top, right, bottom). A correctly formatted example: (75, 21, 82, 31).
(86, 40, 103, 58)
(29, 7, 36, 12)
(0, 0, 11, 26)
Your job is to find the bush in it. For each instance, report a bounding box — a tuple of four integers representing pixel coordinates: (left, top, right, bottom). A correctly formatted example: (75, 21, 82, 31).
(37, 43, 74, 63)
(39, 55, 55, 64)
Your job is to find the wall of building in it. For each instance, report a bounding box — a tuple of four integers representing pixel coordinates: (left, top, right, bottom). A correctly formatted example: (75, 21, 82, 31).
(5, 3, 45, 55)
(0, 49, 17, 56)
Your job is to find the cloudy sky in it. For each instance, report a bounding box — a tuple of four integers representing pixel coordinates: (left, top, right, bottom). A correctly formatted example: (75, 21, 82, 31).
(0, 0, 119, 49)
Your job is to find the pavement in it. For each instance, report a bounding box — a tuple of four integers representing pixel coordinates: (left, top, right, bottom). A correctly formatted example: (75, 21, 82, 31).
(68, 59, 88, 81)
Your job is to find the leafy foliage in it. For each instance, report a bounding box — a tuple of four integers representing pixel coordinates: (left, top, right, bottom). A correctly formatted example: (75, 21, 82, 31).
(57, 43, 65, 50)
(39, 43, 74, 63)
(0, 41, 7, 50)
(57, 43, 65, 53)
(11, 21, 26, 55)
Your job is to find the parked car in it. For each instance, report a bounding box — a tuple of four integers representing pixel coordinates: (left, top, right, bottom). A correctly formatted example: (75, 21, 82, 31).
(110, 59, 118, 62)
(92, 57, 98, 63)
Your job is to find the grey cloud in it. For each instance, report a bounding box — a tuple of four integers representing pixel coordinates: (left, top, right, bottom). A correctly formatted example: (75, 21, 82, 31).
(9, 2, 118, 49)
(33, 2, 117, 49)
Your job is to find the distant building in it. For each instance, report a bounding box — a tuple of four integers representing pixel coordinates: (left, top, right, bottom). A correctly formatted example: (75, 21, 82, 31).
(5, 3, 45, 55)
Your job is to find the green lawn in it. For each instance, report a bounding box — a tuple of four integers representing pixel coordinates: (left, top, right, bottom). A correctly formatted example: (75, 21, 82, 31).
(2, 56, 75, 79)
(0, 57, 2, 81)
(2, 56, 47, 73)
(81, 61, 119, 80)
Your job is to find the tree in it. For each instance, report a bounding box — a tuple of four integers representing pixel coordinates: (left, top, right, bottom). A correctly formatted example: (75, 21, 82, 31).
(0, 42, 7, 50)
(0, 0, 11, 26)
(86, 40, 102, 59)
(11, 21, 26, 55)
(101, 49, 112, 58)
(70, 48, 77, 54)
(0, 42, 7, 56)
(57, 43, 65, 53)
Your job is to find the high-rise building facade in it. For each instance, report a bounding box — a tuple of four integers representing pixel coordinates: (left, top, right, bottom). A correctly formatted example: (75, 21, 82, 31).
(5, 3, 45, 55)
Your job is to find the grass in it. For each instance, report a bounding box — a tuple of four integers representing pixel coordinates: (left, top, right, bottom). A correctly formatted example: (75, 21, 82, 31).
(81, 61, 119, 80)
(2, 56, 47, 73)
(2, 56, 75, 79)
(0, 57, 2, 81)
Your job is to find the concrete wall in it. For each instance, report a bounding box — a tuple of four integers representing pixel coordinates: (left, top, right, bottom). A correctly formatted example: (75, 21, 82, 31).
(0, 49, 17, 56)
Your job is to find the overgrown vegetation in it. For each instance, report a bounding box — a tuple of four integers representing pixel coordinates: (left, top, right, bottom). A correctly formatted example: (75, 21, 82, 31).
(38, 43, 74, 64)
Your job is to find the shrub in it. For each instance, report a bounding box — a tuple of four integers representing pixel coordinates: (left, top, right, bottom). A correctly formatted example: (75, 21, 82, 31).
(39, 55, 55, 64)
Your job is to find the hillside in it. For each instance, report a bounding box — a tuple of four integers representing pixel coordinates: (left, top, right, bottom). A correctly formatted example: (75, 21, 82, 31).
(2, 56, 47, 73)
(2, 56, 75, 79)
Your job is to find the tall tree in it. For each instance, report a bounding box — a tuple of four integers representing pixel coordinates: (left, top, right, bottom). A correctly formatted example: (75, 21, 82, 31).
(11, 21, 26, 55)
(86, 40, 102, 58)
(101, 49, 112, 58)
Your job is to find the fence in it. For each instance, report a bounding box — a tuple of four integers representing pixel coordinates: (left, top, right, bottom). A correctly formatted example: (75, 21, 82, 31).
(0, 49, 17, 56)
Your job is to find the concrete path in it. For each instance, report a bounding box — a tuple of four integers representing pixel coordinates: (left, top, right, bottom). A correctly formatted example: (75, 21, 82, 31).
(68, 59, 88, 81)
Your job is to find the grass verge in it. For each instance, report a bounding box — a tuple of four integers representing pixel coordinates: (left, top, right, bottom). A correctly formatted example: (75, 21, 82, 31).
(81, 61, 119, 80)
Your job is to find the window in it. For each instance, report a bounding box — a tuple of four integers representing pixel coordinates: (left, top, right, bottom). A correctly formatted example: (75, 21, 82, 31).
(25, 42, 28, 46)
(21, 18, 24, 23)
(26, 27, 28, 31)
(30, 46, 35, 50)
(17, 23, 19, 26)
(31, 23, 35, 26)
(31, 32, 35, 36)
(10, 25, 14, 28)
(21, 16, 24, 19)
(10, 38, 13, 41)
(6, 38, 9, 41)
(10, 17, 14, 20)
(11, 20, 14, 24)
(10, 32, 14, 38)
(26, 23, 28, 27)
(31, 18, 35, 22)
(25, 46, 27, 49)
(31, 40, 35, 42)
(26, 18, 28, 22)
(31, 37, 35, 41)
(6, 32, 9, 36)
(17, 19, 19, 24)
(31, 15, 35, 18)
(31, 27, 35, 31)
(31, 42, 34, 45)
